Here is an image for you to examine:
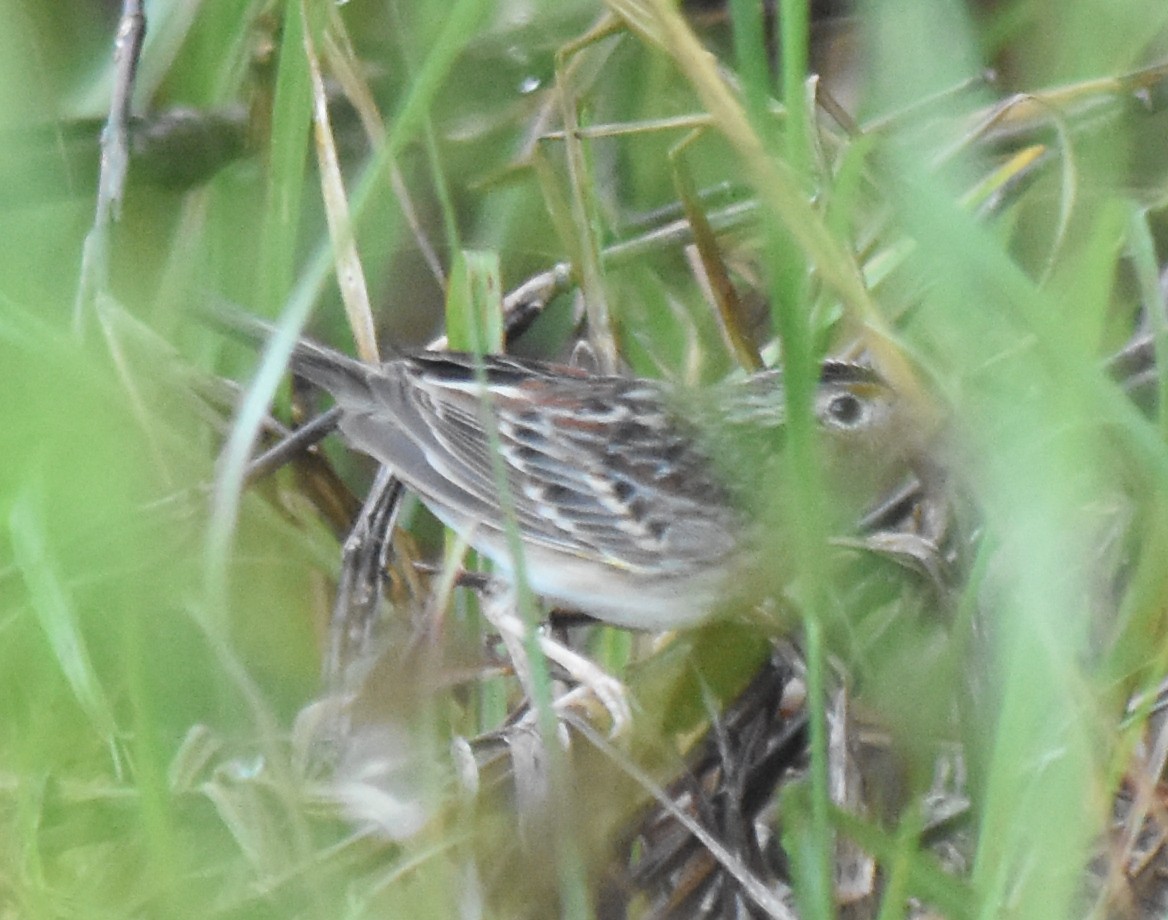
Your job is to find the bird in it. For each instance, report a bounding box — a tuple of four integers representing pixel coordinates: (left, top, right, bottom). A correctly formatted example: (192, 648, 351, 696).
(213, 310, 919, 631)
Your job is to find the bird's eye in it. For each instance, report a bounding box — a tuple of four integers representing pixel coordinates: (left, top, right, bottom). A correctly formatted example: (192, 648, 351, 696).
(824, 392, 864, 427)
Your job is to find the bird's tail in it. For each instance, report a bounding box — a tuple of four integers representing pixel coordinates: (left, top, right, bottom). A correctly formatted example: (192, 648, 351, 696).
(201, 300, 379, 404)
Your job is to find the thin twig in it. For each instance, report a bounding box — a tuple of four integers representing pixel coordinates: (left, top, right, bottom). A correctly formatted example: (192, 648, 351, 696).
(74, 0, 146, 337)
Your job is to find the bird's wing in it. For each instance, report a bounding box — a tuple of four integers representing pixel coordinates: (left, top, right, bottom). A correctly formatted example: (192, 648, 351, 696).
(335, 352, 742, 572)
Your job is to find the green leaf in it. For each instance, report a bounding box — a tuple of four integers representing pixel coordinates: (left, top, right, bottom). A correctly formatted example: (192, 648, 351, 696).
(445, 249, 503, 353)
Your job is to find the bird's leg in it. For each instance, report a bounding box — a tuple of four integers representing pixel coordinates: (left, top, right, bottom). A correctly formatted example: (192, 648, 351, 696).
(478, 580, 633, 737)
(326, 468, 405, 689)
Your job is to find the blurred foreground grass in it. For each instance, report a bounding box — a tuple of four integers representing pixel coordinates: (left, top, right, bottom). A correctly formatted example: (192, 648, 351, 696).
(3, 0, 1168, 917)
